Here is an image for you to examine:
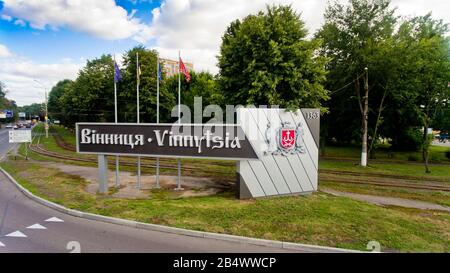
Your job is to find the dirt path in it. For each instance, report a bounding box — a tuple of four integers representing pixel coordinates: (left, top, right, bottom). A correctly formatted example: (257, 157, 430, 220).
(321, 188, 450, 212)
(41, 162, 231, 199)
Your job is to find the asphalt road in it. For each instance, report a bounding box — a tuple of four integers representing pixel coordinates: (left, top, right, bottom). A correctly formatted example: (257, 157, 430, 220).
(0, 128, 313, 253)
(0, 128, 16, 161)
(432, 140, 450, 147)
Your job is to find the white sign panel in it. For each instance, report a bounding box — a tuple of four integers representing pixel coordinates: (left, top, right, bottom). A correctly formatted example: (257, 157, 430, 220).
(237, 108, 320, 199)
(9, 130, 32, 143)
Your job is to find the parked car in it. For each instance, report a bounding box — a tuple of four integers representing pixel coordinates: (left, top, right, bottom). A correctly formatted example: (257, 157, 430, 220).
(13, 125, 18, 130)
(5, 124, 13, 129)
(25, 123, 32, 128)
(439, 134, 449, 143)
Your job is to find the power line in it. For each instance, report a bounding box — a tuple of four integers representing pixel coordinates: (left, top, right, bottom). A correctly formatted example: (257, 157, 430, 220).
(329, 72, 366, 96)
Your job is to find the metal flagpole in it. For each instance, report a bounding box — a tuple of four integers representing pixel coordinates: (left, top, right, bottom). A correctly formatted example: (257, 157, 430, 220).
(176, 50, 183, 191)
(137, 52, 141, 189)
(114, 55, 120, 188)
(155, 58, 160, 188)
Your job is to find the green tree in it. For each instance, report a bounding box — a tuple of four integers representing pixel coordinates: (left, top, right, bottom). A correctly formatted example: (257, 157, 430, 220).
(18, 103, 45, 118)
(48, 79, 74, 123)
(120, 46, 175, 123)
(0, 81, 19, 123)
(218, 5, 329, 109)
(316, 0, 397, 152)
(393, 15, 450, 172)
(0, 81, 6, 99)
(69, 54, 116, 124)
(433, 104, 450, 134)
(163, 71, 222, 122)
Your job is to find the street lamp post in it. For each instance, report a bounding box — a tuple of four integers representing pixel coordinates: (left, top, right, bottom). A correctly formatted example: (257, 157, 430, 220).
(33, 79, 49, 138)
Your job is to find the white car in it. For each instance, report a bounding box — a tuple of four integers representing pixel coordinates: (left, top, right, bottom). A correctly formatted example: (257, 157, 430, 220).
(5, 124, 13, 129)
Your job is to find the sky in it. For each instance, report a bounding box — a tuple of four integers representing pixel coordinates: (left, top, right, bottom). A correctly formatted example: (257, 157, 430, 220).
(0, 0, 449, 106)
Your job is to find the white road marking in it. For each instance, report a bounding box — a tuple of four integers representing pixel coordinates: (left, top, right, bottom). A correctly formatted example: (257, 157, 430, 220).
(45, 217, 64, 223)
(26, 223, 47, 230)
(0, 143, 17, 161)
(5, 231, 27, 238)
(0, 241, 5, 247)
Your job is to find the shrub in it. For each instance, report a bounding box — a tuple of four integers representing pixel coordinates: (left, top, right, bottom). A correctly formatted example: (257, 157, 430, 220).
(446, 151, 450, 160)
(407, 154, 419, 161)
(429, 153, 441, 162)
(391, 127, 423, 151)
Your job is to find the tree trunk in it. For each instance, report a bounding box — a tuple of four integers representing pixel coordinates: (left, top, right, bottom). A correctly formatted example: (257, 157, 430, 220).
(369, 86, 388, 159)
(320, 138, 326, 157)
(422, 123, 431, 173)
(361, 69, 369, 167)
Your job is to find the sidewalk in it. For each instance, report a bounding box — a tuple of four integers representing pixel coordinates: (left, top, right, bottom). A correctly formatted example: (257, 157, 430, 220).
(322, 189, 450, 212)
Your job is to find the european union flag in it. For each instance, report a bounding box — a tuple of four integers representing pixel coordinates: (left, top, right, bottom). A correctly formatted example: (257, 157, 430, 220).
(157, 62, 162, 81)
(114, 62, 122, 83)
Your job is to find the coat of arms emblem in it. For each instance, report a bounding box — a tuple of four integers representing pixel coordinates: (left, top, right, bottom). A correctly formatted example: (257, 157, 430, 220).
(265, 121, 305, 156)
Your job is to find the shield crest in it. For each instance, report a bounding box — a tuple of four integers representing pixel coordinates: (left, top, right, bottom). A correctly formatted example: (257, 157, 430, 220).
(280, 128, 296, 150)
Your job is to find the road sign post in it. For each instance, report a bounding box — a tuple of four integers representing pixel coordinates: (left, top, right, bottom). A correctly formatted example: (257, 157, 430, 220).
(9, 130, 32, 160)
(97, 155, 109, 194)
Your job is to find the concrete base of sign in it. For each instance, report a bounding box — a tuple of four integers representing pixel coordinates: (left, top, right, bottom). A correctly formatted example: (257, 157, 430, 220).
(236, 162, 253, 199)
(97, 155, 108, 194)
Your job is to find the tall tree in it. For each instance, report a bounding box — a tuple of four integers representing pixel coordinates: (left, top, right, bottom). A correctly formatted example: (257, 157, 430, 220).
(218, 5, 329, 109)
(394, 15, 450, 172)
(0, 81, 19, 122)
(316, 0, 397, 164)
(72, 54, 115, 123)
(120, 46, 175, 123)
(48, 79, 74, 123)
(164, 71, 222, 122)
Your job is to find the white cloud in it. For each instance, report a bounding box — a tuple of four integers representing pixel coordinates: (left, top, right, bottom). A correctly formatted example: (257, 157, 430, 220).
(128, 0, 154, 5)
(1, 0, 151, 41)
(13, 19, 25, 27)
(147, 0, 450, 74)
(3, 0, 448, 74)
(392, 0, 450, 22)
(0, 44, 12, 58)
(1, 0, 449, 105)
(1, 14, 12, 21)
(148, 0, 328, 74)
(0, 52, 83, 106)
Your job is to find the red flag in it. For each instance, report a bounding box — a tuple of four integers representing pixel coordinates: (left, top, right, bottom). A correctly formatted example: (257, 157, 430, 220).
(179, 57, 191, 82)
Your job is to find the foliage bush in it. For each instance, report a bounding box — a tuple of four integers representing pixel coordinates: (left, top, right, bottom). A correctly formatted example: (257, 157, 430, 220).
(407, 154, 419, 162)
(390, 127, 423, 151)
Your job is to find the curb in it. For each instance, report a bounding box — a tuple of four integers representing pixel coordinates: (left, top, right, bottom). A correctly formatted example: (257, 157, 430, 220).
(0, 166, 362, 253)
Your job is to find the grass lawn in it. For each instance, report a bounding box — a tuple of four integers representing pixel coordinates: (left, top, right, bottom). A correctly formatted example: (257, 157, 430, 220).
(323, 144, 450, 163)
(319, 182, 450, 207)
(320, 160, 450, 182)
(1, 159, 449, 252)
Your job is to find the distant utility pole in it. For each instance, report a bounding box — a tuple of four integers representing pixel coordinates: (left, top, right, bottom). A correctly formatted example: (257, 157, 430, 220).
(361, 67, 369, 167)
(33, 79, 49, 138)
(45, 90, 48, 138)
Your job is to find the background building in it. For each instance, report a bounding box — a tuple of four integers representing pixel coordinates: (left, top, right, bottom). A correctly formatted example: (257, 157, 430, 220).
(160, 58, 194, 78)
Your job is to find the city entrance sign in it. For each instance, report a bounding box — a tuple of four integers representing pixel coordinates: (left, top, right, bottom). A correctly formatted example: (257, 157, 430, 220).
(76, 123, 258, 160)
(75, 108, 320, 199)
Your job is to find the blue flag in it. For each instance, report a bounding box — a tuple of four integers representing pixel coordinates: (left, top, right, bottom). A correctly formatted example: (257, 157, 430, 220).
(114, 62, 122, 83)
(157, 62, 162, 81)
